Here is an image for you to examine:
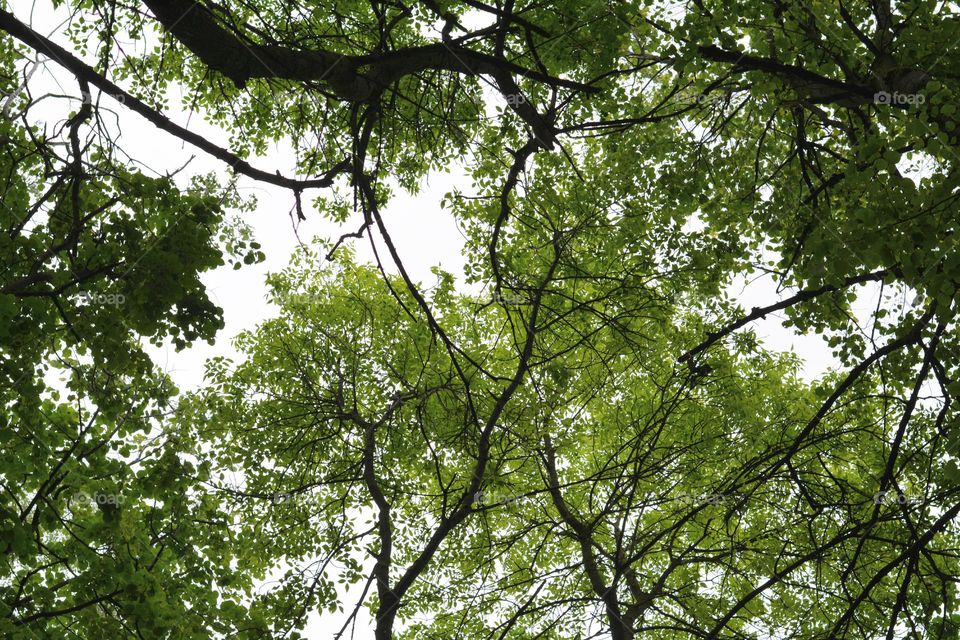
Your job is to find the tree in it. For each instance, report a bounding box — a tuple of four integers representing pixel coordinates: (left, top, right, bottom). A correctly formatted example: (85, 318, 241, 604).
(0, 14, 268, 637)
(1, 0, 959, 638)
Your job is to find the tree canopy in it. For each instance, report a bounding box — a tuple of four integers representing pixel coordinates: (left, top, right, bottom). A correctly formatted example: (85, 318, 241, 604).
(1, 0, 959, 638)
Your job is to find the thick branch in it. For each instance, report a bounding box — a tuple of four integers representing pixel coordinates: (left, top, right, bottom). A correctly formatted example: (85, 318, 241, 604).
(698, 44, 876, 104)
(543, 434, 631, 640)
(141, 0, 598, 96)
(0, 8, 348, 191)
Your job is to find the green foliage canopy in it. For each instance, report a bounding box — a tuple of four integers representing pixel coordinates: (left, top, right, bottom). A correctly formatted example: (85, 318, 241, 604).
(1, 0, 959, 637)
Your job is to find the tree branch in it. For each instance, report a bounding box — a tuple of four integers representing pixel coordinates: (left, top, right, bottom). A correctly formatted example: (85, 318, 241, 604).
(141, 0, 599, 95)
(0, 8, 349, 191)
(697, 44, 876, 104)
(678, 268, 890, 364)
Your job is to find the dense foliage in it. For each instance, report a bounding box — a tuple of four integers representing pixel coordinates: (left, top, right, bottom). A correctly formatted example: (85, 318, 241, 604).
(1, 0, 959, 638)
